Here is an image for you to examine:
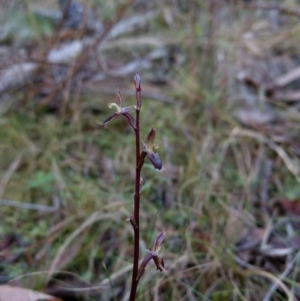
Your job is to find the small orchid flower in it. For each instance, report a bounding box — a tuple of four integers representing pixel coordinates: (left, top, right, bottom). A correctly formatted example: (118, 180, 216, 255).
(143, 128, 163, 170)
(137, 232, 166, 281)
(102, 90, 136, 129)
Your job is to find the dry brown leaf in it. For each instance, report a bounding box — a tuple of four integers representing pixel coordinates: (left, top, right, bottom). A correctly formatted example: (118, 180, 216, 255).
(237, 227, 266, 249)
(0, 285, 62, 301)
(54, 239, 83, 270)
(234, 107, 275, 126)
(268, 235, 300, 250)
(224, 209, 249, 244)
(272, 66, 300, 88)
(273, 90, 300, 101)
(191, 226, 213, 253)
(236, 227, 266, 262)
(276, 199, 300, 216)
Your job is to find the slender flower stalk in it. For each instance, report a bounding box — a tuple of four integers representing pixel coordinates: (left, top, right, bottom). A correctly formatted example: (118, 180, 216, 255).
(102, 73, 165, 301)
(129, 75, 142, 300)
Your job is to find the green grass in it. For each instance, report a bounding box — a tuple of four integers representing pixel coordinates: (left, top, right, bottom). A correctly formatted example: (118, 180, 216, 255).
(1, 0, 300, 300)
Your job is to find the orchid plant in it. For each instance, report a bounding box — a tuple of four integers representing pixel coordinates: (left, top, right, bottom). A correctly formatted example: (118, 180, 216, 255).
(102, 73, 165, 300)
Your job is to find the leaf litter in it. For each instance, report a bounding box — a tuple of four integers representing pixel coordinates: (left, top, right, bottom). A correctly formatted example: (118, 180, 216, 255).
(2, 0, 300, 300)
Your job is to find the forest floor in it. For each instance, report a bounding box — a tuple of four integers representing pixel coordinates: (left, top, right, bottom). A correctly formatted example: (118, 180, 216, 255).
(1, 1, 300, 300)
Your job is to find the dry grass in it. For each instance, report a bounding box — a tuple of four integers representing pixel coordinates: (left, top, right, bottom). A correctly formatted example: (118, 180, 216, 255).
(1, 0, 300, 300)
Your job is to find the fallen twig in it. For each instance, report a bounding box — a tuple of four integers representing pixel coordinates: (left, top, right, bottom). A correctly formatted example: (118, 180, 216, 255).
(263, 250, 300, 301)
(239, 2, 300, 18)
(0, 198, 60, 212)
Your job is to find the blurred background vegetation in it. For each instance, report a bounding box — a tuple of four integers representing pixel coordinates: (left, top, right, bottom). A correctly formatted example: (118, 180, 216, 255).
(1, 0, 300, 300)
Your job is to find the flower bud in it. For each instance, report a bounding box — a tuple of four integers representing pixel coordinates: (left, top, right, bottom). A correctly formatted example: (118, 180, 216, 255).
(134, 72, 141, 92)
(147, 152, 163, 170)
(144, 128, 163, 170)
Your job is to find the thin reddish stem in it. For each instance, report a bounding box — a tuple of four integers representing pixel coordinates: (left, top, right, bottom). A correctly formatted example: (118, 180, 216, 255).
(129, 91, 142, 301)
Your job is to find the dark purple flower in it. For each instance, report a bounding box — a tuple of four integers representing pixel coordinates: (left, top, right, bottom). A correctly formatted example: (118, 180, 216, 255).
(147, 152, 163, 170)
(102, 90, 135, 129)
(137, 232, 166, 281)
(143, 128, 163, 170)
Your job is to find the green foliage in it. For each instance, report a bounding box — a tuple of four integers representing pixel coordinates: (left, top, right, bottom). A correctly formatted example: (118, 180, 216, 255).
(29, 219, 48, 238)
(279, 174, 300, 200)
(1, 1, 300, 300)
(28, 171, 55, 194)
